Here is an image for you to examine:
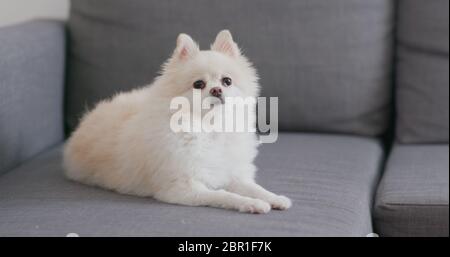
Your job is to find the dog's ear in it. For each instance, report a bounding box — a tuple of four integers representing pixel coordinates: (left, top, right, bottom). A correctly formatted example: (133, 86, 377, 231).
(211, 30, 240, 58)
(174, 33, 199, 60)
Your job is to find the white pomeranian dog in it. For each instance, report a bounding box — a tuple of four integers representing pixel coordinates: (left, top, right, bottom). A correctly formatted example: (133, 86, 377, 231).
(63, 30, 291, 214)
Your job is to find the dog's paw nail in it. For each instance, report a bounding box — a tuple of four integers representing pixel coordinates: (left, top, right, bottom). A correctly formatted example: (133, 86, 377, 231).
(239, 199, 271, 214)
(270, 195, 292, 210)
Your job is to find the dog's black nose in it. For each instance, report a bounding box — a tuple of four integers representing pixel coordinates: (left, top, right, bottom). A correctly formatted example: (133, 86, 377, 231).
(210, 87, 222, 97)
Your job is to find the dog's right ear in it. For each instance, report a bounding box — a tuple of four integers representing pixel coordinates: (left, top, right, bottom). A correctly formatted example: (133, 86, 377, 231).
(174, 33, 199, 61)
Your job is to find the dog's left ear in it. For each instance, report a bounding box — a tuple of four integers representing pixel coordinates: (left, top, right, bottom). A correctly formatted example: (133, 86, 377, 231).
(211, 30, 241, 58)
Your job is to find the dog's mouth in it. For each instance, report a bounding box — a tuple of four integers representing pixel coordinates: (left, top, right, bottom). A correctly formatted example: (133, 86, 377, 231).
(210, 95, 225, 105)
(217, 95, 225, 104)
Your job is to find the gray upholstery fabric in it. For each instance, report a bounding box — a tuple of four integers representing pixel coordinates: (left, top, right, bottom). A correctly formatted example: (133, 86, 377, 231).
(66, 0, 394, 136)
(0, 133, 384, 236)
(396, 0, 450, 143)
(374, 144, 449, 237)
(0, 20, 65, 175)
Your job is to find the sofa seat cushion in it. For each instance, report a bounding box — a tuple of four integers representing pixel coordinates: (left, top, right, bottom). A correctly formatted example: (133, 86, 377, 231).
(0, 133, 384, 236)
(374, 144, 449, 236)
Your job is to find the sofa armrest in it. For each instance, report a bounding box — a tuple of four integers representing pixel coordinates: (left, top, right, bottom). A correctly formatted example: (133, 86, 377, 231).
(0, 20, 66, 175)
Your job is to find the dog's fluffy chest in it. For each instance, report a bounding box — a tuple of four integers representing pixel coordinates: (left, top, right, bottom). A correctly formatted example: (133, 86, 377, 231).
(179, 131, 249, 189)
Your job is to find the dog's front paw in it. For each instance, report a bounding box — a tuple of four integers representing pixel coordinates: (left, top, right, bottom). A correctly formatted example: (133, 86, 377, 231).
(270, 195, 292, 210)
(239, 199, 271, 214)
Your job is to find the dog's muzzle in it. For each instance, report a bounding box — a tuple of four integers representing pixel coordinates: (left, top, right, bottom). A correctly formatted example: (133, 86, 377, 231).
(210, 87, 225, 104)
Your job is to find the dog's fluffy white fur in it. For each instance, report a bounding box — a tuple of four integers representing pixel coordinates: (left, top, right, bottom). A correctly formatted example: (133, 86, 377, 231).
(63, 30, 291, 214)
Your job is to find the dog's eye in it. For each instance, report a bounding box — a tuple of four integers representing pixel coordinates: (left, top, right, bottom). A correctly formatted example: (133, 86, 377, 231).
(193, 80, 206, 89)
(222, 77, 232, 87)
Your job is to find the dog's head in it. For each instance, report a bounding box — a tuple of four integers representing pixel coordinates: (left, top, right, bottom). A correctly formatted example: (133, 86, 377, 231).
(159, 30, 259, 106)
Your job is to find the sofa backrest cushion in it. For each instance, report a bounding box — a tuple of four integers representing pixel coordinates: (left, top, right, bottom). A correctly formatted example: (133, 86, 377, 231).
(396, 0, 449, 143)
(0, 21, 65, 175)
(66, 0, 394, 136)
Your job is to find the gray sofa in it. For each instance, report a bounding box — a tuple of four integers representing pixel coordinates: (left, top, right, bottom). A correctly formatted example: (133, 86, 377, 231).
(0, 0, 448, 237)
